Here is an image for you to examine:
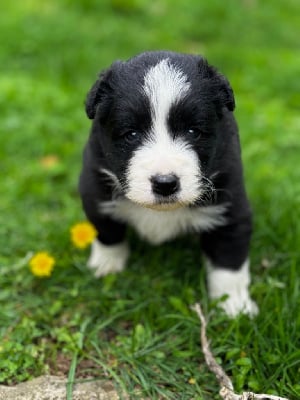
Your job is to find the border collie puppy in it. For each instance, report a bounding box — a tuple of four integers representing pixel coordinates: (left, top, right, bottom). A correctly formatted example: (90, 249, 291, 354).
(79, 51, 258, 318)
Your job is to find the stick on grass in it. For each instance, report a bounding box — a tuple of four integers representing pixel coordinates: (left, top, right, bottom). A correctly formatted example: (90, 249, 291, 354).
(191, 303, 290, 400)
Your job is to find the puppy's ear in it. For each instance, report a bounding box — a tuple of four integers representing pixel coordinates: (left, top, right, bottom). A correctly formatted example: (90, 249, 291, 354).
(199, 60, 235, 117)
(85, 68, 113, 120)
(213, 71, 235, 114)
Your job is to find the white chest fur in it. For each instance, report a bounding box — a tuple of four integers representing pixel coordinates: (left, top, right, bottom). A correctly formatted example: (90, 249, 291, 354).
(100, 199, 228, 245)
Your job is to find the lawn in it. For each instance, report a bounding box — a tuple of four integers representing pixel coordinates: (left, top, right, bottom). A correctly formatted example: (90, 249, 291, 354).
(0, 0, 300, 399)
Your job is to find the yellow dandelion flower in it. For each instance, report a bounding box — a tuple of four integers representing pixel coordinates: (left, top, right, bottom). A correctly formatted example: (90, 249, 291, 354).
(71, 221, 97, 249)
(29, 252, 55, 277)
(39, 155, 60, 169)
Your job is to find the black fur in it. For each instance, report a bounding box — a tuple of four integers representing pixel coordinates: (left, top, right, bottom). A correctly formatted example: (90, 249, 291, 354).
(79, 51, 252, 271)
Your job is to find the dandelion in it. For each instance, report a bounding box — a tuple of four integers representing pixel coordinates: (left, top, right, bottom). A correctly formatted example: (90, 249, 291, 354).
(71, 221, 97, 249)
(29, 252, 55, 277)
(39, 155, 60, 169)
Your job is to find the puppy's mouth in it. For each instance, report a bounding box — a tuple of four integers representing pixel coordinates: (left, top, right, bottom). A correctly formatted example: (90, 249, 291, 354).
(143, 201, 185, 211)
(126, 194, 191, 211)
(124, 174, 215, 211)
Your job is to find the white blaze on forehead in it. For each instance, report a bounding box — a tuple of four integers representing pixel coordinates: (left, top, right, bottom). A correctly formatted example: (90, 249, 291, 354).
(125, 58, 201, 207)
(143, 58, 191, 133)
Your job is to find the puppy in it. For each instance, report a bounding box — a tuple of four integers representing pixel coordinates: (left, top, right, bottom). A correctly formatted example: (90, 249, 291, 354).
(79, 51, 258, 318)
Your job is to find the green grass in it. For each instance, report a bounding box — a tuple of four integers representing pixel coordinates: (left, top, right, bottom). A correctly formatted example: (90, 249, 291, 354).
(0, 0, 300, 399)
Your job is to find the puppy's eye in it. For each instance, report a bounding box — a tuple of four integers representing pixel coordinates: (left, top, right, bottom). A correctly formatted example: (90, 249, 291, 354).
(122, 130, 140, 144)
(187, 128, 202, 141)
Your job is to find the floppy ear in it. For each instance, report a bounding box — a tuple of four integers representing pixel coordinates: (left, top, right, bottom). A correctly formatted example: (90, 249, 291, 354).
(85, 68, 113, 120)
(199, 60, 235, 117)
(213, 72, 235, 113)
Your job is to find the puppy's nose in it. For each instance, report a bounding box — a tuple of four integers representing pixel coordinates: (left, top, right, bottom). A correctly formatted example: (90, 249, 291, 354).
(151, 174, 180, 197)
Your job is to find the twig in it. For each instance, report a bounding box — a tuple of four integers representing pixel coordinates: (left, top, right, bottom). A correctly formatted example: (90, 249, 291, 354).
(191, 303, 290, 400)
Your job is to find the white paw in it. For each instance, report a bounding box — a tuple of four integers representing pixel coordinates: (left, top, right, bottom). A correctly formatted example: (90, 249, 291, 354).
(87, 239, 129, 278)
(217, 289, 259, 318)
(205, 258, 259, 318)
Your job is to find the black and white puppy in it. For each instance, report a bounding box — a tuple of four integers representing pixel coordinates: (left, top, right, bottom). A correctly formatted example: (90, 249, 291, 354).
(79, 51, 258, 318)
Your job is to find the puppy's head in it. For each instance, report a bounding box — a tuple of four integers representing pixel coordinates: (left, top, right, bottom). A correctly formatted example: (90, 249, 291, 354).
(86, 51, 235, 211)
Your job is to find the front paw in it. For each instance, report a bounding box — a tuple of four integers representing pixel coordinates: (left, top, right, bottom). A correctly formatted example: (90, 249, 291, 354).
(217, 291, 259, 318)
(87, 239, 129, 278)
(206, 258, 258, 318)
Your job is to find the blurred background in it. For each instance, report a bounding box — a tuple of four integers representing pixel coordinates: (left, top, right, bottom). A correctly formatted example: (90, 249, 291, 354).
(1, 0, 299, 259)
(0, 0, 300, 395)
(0, 0, 300, 396)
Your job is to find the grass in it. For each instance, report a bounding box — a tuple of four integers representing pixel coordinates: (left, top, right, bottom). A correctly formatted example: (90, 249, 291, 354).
(0, 0, 300, 398)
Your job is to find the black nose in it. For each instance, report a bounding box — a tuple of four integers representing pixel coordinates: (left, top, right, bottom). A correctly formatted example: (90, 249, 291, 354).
(151, 174, 180, 197)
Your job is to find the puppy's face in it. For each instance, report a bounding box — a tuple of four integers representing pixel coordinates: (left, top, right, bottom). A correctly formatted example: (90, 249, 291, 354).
(86, 52, 235, 210)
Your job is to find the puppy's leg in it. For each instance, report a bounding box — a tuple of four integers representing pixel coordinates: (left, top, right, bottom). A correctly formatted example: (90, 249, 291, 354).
(88, 237, 129, 278)
(204, 257, 258, 318)
(201, 218, 258, 318)
(82, 196, 129, 278)
(87, 216, 129, 278)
